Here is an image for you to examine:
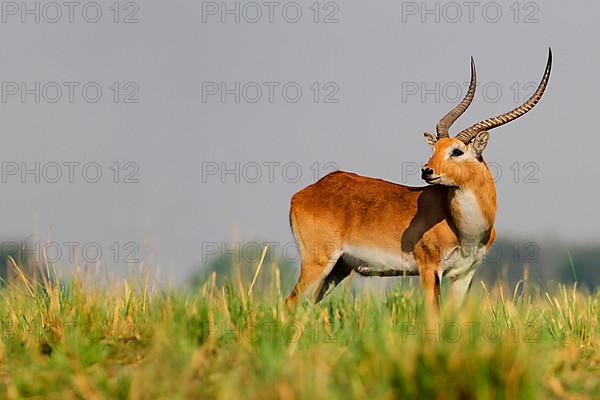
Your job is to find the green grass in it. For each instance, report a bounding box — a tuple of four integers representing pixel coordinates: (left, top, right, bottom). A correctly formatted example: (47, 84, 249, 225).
(0, 263, 598, 399)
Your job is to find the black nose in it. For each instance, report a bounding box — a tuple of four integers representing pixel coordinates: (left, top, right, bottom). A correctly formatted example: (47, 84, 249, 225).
(421, 167, 434, 179)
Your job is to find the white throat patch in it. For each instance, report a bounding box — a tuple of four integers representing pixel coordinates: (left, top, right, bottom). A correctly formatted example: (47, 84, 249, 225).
(453, 189, 489, 244)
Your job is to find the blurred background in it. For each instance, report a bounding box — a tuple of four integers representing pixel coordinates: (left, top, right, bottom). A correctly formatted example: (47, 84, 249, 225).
(0, 0, 598, 290)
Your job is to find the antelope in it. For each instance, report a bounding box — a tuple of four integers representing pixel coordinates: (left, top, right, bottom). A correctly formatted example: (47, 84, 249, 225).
(286, 49, 552, 309)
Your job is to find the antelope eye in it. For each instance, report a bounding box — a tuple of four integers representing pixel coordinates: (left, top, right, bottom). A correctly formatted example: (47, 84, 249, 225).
(451, 149, 464, 157)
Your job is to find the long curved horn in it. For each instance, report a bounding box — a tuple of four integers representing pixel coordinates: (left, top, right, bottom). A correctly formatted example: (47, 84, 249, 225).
(436, 57, 477, 139)
(456, 48, 552, 144)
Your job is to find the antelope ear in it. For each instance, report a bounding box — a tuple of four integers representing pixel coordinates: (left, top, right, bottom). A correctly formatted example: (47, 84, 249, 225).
(472, 131, 490, 156)
(424, 131, 437, 148)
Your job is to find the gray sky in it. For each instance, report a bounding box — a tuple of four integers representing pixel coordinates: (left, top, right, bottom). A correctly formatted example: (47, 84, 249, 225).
(0, 0, 598, 282)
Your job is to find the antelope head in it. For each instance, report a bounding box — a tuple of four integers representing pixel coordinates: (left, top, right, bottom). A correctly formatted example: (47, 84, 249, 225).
(421, 49, 552, 188)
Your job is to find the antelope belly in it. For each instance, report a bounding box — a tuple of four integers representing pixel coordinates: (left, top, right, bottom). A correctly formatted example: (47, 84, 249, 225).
(341, 245, 418, 272)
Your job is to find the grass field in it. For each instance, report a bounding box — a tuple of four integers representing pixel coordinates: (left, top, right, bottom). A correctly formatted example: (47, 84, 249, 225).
(0, 261, 598, 399)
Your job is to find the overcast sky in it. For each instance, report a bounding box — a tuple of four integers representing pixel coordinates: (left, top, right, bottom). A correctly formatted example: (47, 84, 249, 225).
(0, 0, 598, 282)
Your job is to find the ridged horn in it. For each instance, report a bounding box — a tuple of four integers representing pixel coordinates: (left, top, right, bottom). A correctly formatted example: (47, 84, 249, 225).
(436, 57, 477, 139)
(456, 48, 552, 144)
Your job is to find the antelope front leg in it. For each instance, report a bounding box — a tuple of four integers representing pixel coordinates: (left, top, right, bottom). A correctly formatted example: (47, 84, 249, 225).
(419, 268, 441, 313)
